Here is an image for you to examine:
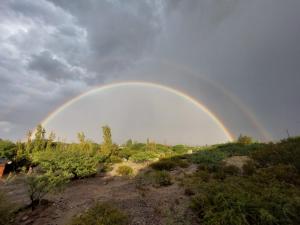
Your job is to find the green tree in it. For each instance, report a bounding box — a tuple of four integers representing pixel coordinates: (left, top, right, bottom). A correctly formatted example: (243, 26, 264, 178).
(46, 132, 55, 151)
(33, 124, 46, 152)
(237, 135, 253, 145)
(101, 126, 113, 158)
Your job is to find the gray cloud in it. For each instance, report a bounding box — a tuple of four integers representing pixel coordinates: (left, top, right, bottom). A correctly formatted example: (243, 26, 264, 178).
(0, 0, 299, 141)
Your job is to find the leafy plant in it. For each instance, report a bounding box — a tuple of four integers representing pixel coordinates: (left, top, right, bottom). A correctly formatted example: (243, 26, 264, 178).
(0, 191, 15, 225)
(117, 165, 133, 177)
(68, 202, 129, 225)
(26, 172, 68, 210)
(154, 170, 172, 187)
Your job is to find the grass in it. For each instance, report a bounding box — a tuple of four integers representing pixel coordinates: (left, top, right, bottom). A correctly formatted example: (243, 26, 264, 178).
(68, 202, 129, 225)
(0, 191, 15, 225)
(116, 165, 133, 177)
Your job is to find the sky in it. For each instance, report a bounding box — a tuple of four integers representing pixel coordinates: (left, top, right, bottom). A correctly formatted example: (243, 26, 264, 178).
(0, 0, 300, 143)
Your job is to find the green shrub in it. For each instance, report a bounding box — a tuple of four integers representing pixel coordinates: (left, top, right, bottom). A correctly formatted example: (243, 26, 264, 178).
(109, 155, 123, 163)
(129, 151, 158, 163)
(251, 137, 300, 171)
(116, 165, 133, 177)
(32, 146, 101, 179)
(242, 160, 256, 176)
(0, 191, 15, 225)
(191, 176, 300, 225)
(153, 170, 172, 187)
(68, 202, 129, 225)
(237, 135, 253, 145)
(26, 172, 68, 210)
(0, 139, 16, 161)
(150, 159, 176, 171)
(222, 165, 241, 175)
(190, 150, 228, 166)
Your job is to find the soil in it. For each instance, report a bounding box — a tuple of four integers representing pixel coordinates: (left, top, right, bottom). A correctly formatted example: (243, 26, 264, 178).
(0, 163, 198, 225)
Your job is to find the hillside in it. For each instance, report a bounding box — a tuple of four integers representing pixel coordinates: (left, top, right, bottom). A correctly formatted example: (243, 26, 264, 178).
(0, 129, 300, 225)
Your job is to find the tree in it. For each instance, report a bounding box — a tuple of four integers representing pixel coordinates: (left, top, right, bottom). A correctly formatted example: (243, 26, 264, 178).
(33, 124, 46, 152)
(237, 135, 253, 145)
(101, 126, 113, 158)
(26, 172, 67, 210)
(46, 132, 56, 151)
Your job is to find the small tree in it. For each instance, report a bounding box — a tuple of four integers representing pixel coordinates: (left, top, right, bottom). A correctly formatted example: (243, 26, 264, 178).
(33, 124, 46, 152)
(26, 172, 67, 210)
(237, 135, 253, 145)
(101, 126, 113, 158)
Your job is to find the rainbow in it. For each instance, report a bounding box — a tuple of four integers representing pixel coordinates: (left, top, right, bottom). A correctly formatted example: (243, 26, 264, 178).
(41, 81, 234, 141)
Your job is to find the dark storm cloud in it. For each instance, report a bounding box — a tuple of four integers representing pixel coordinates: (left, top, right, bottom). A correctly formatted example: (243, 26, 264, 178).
(0, 0, 300, 141)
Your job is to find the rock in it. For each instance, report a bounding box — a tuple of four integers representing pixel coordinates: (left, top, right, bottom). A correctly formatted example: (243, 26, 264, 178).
(21, 215, 29, 221)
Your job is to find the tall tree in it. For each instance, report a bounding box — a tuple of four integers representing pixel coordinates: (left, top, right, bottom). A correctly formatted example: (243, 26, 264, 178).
(101, 125, 113, 158)
(46, 132, 56, 151)
(33, 124, 46, 152)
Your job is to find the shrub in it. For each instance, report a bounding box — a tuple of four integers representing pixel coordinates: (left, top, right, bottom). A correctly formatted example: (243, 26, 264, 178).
(0, 191, 15, 225)
(129, 151, 158, 163)
(150, 159, 176, 171)
(242, 160, 256, 176)
(153, 170, 172, 187)
(32, 146, 101, 179)
(251, 137, 300, 171)
(222, 165, 241, 176)
(68, 202, 129, 225)
(26, 172, 68, 210)
(190, 176, 300, 225)
(237, 135, 253, 145)
(190, 150, 228, 166)
(116, 165, 133, 177)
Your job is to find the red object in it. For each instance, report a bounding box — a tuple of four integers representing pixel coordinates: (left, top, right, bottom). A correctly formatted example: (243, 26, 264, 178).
(0, 164, 6, 178)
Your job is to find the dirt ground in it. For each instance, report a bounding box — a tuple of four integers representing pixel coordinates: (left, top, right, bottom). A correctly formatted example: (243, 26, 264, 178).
(0, 163, 198, 225)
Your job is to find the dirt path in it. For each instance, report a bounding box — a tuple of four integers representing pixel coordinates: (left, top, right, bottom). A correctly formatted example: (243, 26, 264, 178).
(2, 164, 198, 225)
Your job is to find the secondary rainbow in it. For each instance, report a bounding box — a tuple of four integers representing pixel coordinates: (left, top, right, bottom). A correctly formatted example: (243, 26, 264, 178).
(41, 81, 234, 141)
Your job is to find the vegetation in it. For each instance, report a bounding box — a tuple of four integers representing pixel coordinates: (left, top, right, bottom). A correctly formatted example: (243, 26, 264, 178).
(68, 202, 129, 225)
(0, 191, 15, 225)
(1, 124, 300, 225)
(117, 165, 133, 177)
(26, 173, 67, 210)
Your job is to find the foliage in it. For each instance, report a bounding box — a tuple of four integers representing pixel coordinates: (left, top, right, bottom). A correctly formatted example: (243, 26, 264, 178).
(0, 191, 15, 225)
(190, 176, 300, 225)
(251, 137, 300, 172)
(150, 159, 177, 171)
(0, 139, 16, 160)
(189, 149, 228, 166)
(153, 170, 172, 186)
(101, 125, 113, 158)
(129, 151, 159, 162)
(68, 202, 129, 225)
(222, 164, 241, 175)
(117, 165, 133, 177)
(32, 144, 101, 179)
(237, 135, 253, 145)
(26, 172, 68, 210)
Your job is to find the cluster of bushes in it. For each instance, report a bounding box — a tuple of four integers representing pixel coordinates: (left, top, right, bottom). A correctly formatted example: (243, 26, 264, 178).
(68, 202, 129, 225)
(180, 137, 300, 225)
(135, 170, 172, 188)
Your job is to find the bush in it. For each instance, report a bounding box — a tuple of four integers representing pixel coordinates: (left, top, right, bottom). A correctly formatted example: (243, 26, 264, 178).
(129, 151, 158, 163)
(154, 170, 172, 187)
(0, 139, 16, 161)
(242, 161, 256, 176)
(68, 202, 129, 225)
(191, 177, 300, 225)
(190, 150, 228, 166)
(251, 137, 300, 171)
(32, 146, 101, 179)
(150, 159, 176, 171)
(222, 165, 241, 176)
(0, 191, 15, 225)
(26, 172, 68, 210)
(116, 165, 133, 177)
(237, 135, 253, 145)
